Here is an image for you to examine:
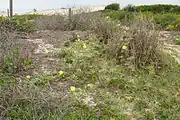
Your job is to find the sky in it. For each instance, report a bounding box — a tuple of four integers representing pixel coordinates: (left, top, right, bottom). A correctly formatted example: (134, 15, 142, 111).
(0, 0, 179, 13)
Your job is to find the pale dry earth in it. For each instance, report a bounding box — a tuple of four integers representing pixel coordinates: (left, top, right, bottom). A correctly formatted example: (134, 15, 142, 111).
(159, 31, 180, 63)
(0, 6, 105, 16)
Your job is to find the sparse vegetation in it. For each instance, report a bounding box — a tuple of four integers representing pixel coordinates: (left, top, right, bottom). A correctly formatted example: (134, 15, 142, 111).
(0, 20, 32, 74)
(0, 3, 179, 120)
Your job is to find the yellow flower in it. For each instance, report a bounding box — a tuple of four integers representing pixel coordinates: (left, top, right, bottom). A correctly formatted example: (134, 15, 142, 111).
(26, 75, 31, 79)
(45, 49, 49, 54)
(59, 70, 64, 76)
(122, 45, 127, 50)
(76, 38, 81, 42)
(83, 43, 87, 49)
(70, 86, 76, 92)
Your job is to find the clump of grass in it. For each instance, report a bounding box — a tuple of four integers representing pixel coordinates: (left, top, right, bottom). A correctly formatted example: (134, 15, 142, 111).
(0, 15, 40, 33)
(128, 18, 161, 68)
(0, 74, 74, 120)
(0, 20, 32, 74)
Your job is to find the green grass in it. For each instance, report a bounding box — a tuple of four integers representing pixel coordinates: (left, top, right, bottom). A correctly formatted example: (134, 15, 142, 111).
(0, 14, 42, 32)
(56, 37, 180, 120)
(103, 10, 180, 31)
(175, 37, 180, 45)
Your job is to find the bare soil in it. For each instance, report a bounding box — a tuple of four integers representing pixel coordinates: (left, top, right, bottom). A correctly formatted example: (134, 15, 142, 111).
(159, 31, 180, 63)
(20, 30, 90, 75)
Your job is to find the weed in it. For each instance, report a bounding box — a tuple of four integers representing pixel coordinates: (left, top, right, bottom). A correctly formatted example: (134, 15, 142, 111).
(175, 37, 180, 45)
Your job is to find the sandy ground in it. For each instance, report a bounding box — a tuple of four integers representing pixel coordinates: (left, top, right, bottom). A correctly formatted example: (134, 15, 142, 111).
(27, 6, 105, 16)
(159, 31, 180, 63)
(0, 6, 105, 16)
(20, 30, 90, 75)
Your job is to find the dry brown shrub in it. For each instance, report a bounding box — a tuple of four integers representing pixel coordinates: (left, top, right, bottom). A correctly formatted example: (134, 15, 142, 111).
(35, 15, 70, 31)
(107, 17, 162, 68)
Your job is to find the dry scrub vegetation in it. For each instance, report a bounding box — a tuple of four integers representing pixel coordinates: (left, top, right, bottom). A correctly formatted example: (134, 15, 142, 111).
(0, 6, 179, 120)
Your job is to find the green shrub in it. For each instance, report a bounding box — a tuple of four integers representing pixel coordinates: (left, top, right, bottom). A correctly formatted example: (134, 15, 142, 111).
(2, 48, 32, 74)
(105, 11, 180, 31)
(0, 14, 41, 33)
(103, 5, 180, 31)
(170, 6, 180, 13)
(175, 37, 180, 45)
(103, 10, 135, 22)
(105, 3, 120, 10)
(136, 4, 180, 13)
(12, 14, 40, 32)
(123, 4, 136, 12)
(154, 13, 180, 30)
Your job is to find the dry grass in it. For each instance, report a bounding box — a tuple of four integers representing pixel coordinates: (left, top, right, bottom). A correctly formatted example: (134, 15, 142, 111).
(0, 80, 72, 119)
(99, 17, 163, 69)
(35, 15, 70, 31)
(0, 21, 32, 74)
(0, 21, 17, 66)
(128, 18, 161, 68)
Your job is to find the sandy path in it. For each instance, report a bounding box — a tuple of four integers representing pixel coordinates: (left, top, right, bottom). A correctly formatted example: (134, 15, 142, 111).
(21, 30, 89, 75)
(159, 31, 180, 64)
